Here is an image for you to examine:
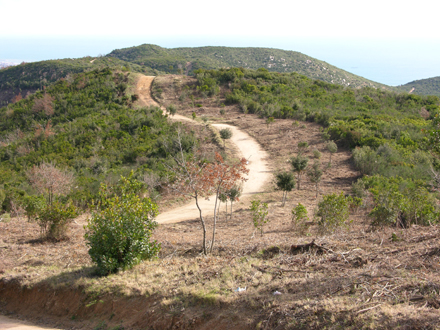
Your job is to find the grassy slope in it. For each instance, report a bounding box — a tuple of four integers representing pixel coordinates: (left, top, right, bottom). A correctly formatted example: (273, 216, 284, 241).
(0, 57, 162, 105)
(107, 44, 392, 90)
(0, 69, 196, 211)
(396, 76, 440, 96)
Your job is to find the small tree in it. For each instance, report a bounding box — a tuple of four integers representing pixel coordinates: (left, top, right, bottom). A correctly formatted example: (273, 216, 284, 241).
(27, 162, 74, 205)
(307, 161, 323, 198)
(275, 171, 296, 206)
(250, 200, 269, 236)
(167, 104, 177, 116)
(85, 173, 160, 275)
(226, 184, 242, 219)
(297, 141, 309, 154)
(168, 133, 248, 254)
(219, 192, 228, 219)
(266, 117, 274, 129)
(290, 154, 309, 190)
(219, 128, 233, 148)
(192, 111, 197, 120)
(316, 192, 350, 234)
(37, 200, 78, 240)
(291, 203, 309, 234)
(327, 141, 338, 165)
(208, 153, 248, 252)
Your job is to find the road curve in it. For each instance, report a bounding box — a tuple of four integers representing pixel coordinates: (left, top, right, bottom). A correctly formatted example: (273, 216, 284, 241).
(0, 315, 61, 330)
(135, 75, 271, 224)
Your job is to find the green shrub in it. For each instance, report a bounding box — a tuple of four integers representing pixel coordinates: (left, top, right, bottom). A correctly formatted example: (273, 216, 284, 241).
(369, 189, 405, 228)
(37, 201, 78, 240)
(369, 184, 439, 228)
(23, 195, 47, 222)
(166, 104, 177, 116)
(0, 188, 5, 211)
(275, 171, 295, 206)
(313, 149, 322, 159)
(85, 174, 160, 275)
(317, 192, 350, 234)
(0, 213, 11, 223)
(250, 200, 269, 236)
(291, 203, 308, 234)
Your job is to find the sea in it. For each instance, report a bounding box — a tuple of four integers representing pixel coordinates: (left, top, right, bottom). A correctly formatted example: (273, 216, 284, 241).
(2, 36, 440, 87)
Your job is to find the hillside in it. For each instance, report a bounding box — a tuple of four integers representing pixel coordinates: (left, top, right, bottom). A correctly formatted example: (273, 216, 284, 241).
(2, 71, 440, 329)
(107, 44, 392, 90)
(0, 69, 202, 212)
(0, 56, 162, 106)
(396, 76, 440, 96)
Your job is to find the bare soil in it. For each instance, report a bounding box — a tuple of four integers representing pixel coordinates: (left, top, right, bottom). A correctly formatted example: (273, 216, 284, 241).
(1, 74, 440, 329)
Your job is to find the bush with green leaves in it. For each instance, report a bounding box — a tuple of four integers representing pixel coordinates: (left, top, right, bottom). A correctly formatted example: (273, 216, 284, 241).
(85, 174, 160, 275)
(290, 154, 309, 190)
(307, 161, 323, 198)
(37, 200, 78, 240)
(250, 200, 269, 236)
(326, 141, 337, 165)
(297, 141, 309, 154)
(0, 188, 5, 210)
(291, 203, 309, 234)
(219, 128, 233, 148)
(166, 104, 177, 116)
(275, 171, 295, 206)
(316, 192, 350, 234)
(226, 184, 242, 219)
(23, 194, 47, 222)
(313, 149, 322, 159)
(367, 178, 439, 228)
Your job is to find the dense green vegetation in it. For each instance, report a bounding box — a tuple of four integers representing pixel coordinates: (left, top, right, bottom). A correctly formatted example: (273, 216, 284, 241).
(0, 68, 195, 212)
(108, 44, 391, 90)
(0, 56, 161, 105)
(397, 76, 440, 96)
(192, 67, 440, 226)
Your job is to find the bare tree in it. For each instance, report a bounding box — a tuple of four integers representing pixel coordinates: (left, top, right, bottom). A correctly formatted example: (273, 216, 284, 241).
(27, 162, 74, 205)
(32, 90, 54, 116)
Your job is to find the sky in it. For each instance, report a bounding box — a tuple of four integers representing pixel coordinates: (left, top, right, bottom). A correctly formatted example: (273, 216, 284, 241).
(1, 0, 440, 86)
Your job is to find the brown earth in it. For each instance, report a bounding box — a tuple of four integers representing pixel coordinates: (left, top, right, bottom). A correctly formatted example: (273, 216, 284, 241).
(1, 75, 440, 329)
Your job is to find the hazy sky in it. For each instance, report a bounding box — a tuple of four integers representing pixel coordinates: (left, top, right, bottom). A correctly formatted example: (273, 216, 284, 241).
(1, 0, 438, 39)
(1, 0, 440, 86)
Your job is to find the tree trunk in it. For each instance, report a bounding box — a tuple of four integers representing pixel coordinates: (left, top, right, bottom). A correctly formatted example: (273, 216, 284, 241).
(195, 195, 207, 255)
(230, 201, 233, 220)
(210, 190, 221, 253)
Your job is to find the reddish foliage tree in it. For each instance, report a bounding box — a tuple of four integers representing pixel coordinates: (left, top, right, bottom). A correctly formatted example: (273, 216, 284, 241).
(206, 153, 248, 252)
(169, 141, 248, 254)
(12, 92, 22, 103)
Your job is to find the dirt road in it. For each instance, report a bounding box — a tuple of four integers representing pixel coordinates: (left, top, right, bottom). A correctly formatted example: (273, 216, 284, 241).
(135, 75, 271, 224)
(0, 315, 60, 330)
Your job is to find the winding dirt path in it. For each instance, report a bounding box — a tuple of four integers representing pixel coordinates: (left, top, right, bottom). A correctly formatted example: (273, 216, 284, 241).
(0, 315, 60, 330)
(136, 75, 271, 224)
